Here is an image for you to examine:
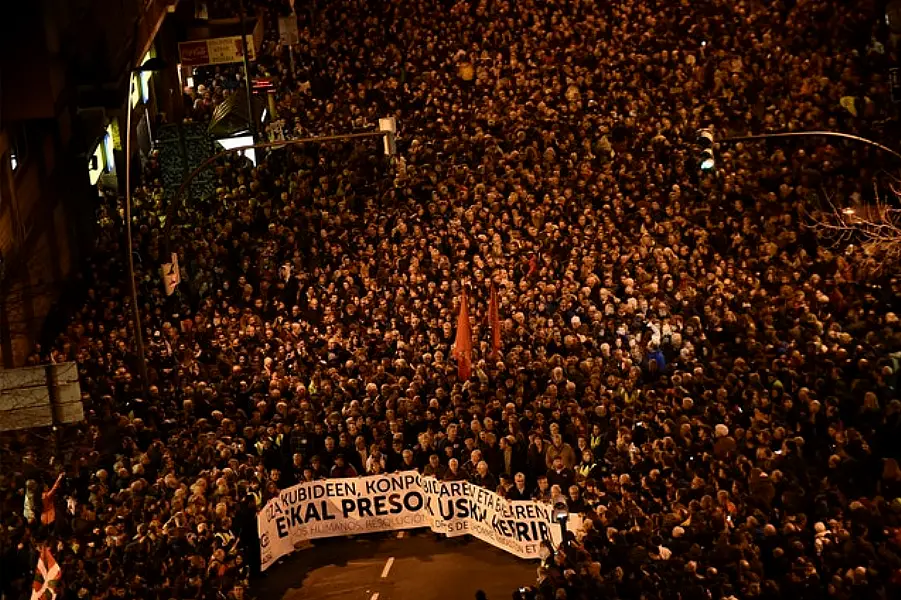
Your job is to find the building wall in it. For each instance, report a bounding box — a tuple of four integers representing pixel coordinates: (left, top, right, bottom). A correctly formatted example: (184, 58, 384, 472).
(0, 120, 80, 366)
(0, 0, 180, 367)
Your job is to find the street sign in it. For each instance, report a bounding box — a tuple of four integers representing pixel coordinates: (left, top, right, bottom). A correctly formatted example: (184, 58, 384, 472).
(0, 363, 83, 432)
(279, 15, 299, 46)
(179, 36, 257, 67)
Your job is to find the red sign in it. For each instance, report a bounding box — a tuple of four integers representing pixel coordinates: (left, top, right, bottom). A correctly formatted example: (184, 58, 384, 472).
(179, 41, 211, 67)
(179, 37, 256, 67)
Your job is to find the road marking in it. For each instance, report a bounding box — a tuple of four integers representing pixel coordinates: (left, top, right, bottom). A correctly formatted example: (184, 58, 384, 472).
(381, 557, 395, 578)
(397, 531, 405, 539)
(370, 594, 380, 600)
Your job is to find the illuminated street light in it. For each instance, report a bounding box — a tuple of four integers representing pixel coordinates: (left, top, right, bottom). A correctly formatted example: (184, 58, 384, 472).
(697, 127, 716, 172)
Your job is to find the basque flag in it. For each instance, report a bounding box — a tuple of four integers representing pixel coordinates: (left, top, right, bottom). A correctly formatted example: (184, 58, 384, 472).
(31, 545, 62, 600)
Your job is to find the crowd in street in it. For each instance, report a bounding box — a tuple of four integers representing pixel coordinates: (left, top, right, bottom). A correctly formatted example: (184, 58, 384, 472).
(4, 0, 901, 599)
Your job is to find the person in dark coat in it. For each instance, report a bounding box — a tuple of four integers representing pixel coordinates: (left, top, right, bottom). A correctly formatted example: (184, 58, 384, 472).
(507, 472, 532, 501)
(442, 458, 468, 481)
(471, 461, 498, 490)
(547, 455, 576, 491)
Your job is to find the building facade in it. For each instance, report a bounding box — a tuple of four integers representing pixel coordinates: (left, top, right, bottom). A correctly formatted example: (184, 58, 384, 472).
(0, 0, 182, 366)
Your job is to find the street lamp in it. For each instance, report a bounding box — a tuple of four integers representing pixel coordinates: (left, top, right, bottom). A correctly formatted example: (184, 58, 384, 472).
(125, 56, 166, 395)
(554, 503, 569, 550)
(697, 127, 716, 171)
(701, 129, 901, 164)
(238, 0, 258, 143)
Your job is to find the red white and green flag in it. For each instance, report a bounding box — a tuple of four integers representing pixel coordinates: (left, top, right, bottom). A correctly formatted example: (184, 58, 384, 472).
(31, 546, 62, 600)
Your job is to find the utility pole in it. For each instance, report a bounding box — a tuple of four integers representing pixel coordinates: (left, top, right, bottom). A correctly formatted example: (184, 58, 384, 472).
(125, 78, 150, 396)
(124, 58, 166, 395)
(238, 0, 258, 143)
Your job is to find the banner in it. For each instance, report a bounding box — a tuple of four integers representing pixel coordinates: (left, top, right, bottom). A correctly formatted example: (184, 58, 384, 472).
(161, 253, 180, 296)
(179, 37, 257, 67)
(257, 473, 580, 571)
(278, 15, 299, 46)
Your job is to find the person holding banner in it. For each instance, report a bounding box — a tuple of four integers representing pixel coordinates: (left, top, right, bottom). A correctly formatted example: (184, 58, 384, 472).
(329, 454, 358, 478)
(422, 454, 447, 479)
(443, 459, 468, 482)
(471, 461, 498, 490)
(508, 473, 532, 502)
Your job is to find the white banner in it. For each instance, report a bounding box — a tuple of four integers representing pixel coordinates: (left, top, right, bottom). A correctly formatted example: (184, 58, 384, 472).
(257, 473, 580, 571)
(178, 36, 257, 68)
(161, 253, 180, 296)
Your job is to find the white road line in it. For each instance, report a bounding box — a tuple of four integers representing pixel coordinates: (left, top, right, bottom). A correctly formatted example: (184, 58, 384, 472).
(397, 531, 405, 539)
(370, 593, 380, 600)
(380, 557, 395, 578)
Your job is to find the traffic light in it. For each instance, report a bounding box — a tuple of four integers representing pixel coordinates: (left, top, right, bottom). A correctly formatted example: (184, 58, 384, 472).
(697, 127, 715, 171)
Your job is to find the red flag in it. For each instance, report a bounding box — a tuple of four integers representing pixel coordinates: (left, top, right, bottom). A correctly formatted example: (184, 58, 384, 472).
(489, 282, 500, 359)
(453, 285, 472, 381)
(527, 254, 539, 278)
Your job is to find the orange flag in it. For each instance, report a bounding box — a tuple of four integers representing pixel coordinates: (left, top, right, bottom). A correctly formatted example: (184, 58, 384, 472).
(489, 282, 500, 360)
(453, 285, 473, 381)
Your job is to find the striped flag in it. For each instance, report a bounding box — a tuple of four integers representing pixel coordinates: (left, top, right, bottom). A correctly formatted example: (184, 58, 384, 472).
(453, 285, 473, 381)
(161, 252, 181, 296)
(488, 282, 500, 359)
(31, 546, 62, 600)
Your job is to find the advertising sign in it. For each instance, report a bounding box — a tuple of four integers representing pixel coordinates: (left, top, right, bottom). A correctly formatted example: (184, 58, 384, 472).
(257, 473, 581, 571)
(278, 16, 299, 46)
(161, 253, 181, 296)
(0, 363, 83, 432)
(179, 36, 256, 67)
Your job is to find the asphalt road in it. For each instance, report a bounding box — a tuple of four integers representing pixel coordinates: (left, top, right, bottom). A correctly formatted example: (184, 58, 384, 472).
(254, 531, 538, 600)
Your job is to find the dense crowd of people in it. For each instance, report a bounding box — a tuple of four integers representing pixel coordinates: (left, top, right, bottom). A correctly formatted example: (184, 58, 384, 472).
(4, 0, 901, 599)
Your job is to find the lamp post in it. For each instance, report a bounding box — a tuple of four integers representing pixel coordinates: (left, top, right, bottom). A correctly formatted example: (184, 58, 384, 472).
(237, 0, 258, 143)
(697, 128, 901, 170)
(124, 57, 166, 395)
(724, 131, 901, 161)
